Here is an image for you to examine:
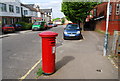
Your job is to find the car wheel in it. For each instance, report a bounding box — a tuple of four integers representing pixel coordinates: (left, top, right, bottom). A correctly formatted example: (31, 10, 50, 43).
(3, 31, 7, 34)
(33, 28, 38, 31)
(32, 29, 35, 31)
(64, 37, 67, 40)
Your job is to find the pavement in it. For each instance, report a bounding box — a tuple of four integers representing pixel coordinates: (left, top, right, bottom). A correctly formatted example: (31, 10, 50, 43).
(26, 30, 118, 79)
(1, 25, 118, 80)
(0, 30, 32, 38)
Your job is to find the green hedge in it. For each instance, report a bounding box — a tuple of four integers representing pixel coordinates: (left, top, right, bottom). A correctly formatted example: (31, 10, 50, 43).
(16, 22, 33, 30)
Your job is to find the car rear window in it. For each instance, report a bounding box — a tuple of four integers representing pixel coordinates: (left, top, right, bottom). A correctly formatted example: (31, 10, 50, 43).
(33, 22, 41, 25)
(4, 25, 13, 27)
(16, 24, 22, 26)
(48, 23, 53, 25)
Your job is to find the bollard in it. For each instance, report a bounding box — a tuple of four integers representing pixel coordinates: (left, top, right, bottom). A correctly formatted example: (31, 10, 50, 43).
(39, 31, 58, 75)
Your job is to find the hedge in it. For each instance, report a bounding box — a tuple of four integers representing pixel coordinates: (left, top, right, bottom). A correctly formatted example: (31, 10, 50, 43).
(16, 22, 33, 30)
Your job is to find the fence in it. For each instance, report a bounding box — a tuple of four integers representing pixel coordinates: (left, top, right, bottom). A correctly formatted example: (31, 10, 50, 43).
(112, 31, 120, 55)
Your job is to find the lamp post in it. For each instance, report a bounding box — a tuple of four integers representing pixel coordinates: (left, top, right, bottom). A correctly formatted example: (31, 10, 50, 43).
(103, 0, 110, 56)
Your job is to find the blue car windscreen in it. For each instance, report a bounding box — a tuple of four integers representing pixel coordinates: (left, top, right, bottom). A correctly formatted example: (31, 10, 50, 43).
(66, 24, 80, 30)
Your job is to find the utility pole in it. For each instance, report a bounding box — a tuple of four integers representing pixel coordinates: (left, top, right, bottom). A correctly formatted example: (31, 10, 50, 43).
(103, 0, 110, 56)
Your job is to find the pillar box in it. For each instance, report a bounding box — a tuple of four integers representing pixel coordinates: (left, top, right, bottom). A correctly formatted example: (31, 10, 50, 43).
(39, 31, 58, 75)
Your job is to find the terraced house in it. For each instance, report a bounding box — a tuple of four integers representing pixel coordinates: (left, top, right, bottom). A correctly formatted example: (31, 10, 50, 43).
(21, 4, 38, 23)
(0, 0, 21, 27)
(0, 1, 52, 28)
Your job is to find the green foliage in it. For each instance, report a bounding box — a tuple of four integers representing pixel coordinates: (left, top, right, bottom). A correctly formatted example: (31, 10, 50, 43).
(61, 18, 65, 24)
(61, 2, 99, 24)
(16, 22, 32, 30)
(36, 67, 43, 78)
(52, 18, 60, 21)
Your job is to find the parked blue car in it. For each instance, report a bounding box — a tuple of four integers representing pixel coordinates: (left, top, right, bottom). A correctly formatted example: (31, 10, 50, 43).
(63, 24, 82, 40)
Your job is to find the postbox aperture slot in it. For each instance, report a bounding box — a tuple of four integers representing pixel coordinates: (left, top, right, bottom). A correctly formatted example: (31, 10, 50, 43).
(51, 42, 55, 44)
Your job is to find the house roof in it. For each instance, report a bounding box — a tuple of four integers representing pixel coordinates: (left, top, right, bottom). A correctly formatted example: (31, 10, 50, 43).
(21, 3, 38, 12)
(25, 4, 35, 7)
(41, 9, 52, 13)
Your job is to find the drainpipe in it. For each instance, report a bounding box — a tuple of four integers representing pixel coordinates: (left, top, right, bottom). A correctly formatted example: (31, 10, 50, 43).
(103, 0, 110, 56)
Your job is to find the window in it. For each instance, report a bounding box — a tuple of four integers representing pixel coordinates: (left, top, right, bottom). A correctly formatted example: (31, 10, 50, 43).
(109, 4, 112, 15)
(116, 4, 120, 15)
(9, 5, 14, 12)
(10, 18, 14, 24)
(49, 12, 51, 15)
(24, 10, 28, 15)
(0, 3, 7, 12)
(16, 6, 20, 13)
(93, 8, 97, 17)
(33, 22, 41, 25)
(16, 18, 20, 22)
(2, 18, 7, 25)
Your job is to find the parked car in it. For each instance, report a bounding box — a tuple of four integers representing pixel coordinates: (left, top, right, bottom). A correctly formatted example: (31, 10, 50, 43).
(52, 24, 58, 27)
(63, 24, 82, 40)
(47, 23, 53, 28)
(2, 24, 15, 34)
(13, 24, 23, 31)
(32, 21, 47, 31)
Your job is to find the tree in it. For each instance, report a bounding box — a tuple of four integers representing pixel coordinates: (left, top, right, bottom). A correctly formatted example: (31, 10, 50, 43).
(61, 18, 65, 24)
(61, 2, 99, 26)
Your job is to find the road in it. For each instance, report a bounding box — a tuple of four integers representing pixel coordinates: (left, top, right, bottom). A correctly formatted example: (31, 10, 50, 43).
(2, 25, 118, 79)
(2, 25, 64, 79)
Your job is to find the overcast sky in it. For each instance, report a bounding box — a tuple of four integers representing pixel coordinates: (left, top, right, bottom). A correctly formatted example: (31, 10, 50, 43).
(20, 0, 65, 19)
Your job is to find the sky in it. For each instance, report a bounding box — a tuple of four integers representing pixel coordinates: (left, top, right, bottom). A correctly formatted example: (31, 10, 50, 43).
(20, 0, 65, 19)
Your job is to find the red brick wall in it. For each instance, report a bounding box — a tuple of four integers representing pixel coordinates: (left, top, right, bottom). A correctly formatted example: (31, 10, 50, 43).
(92, 2, 120, 35)
(94, 2, 120, 20)
(96, 20, 120, 35)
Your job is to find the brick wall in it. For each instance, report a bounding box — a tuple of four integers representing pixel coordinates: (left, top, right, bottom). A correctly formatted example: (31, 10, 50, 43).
(87, 2, 120, 35)
(96, 20, 120, 35)
(94, 2, 120, 20)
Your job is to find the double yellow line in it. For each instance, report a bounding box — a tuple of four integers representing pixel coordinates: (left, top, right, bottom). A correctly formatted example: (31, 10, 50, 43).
(19, 58, 42, 81)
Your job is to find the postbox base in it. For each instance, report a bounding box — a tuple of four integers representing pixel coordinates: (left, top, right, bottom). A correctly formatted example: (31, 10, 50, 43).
(43, 72, 54, 75)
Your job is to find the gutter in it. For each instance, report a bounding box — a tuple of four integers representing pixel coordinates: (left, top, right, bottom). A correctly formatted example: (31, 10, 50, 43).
(94, 16, 104, 20)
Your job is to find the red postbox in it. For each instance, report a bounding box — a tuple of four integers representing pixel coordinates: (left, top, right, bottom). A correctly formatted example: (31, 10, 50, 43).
(39, 31, 58, 75)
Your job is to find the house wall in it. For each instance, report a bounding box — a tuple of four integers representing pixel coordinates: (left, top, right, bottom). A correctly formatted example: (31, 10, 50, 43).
(0, 1, 21, 17)
(95, 2, 107, 17)
(100, 20, 120, 35)
(37, 12, 41, 17)
(93, 19, 120, 35)
(94, 2, 119, 20)
(0, 0, 22, 26)
(87, 2, 120, 35)
(22, 6, 37, 17)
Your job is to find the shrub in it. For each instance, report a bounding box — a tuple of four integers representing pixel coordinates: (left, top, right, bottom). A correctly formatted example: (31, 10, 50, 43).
(24, 23, 33, 30)
(16, 22, 33, 30)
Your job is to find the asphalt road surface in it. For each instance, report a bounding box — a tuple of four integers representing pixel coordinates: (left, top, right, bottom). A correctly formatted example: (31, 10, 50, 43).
(2, 25, 65, 79)
(1, 25, 118, 80)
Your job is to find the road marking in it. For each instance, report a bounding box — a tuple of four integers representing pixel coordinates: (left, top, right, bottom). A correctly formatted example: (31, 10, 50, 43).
(19, 58, 42, 81)
(82, 35, 85, 40)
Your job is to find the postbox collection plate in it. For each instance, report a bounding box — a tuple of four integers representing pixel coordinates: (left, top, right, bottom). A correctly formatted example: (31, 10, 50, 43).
(52, 46, 56, 54)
